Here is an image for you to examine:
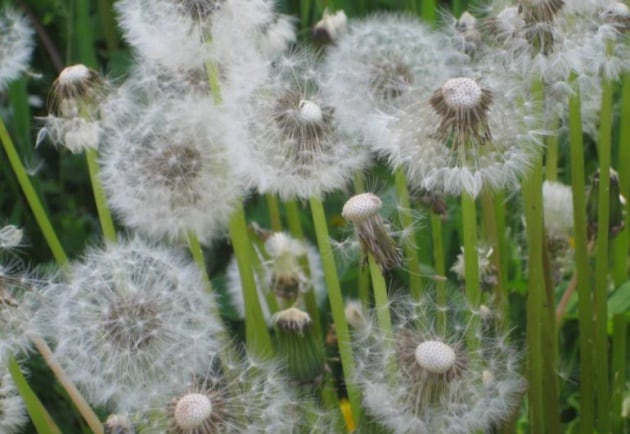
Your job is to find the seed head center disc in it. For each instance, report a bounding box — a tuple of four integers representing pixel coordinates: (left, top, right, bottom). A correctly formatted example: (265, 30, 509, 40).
(441, 78, 482, 110)
(174, 393, 213, 429)
(414, 340, 456, 374)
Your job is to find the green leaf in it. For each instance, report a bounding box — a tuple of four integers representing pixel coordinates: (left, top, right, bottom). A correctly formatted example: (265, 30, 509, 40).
(8, 355, 63, 434)
(608, 281, 630, 317)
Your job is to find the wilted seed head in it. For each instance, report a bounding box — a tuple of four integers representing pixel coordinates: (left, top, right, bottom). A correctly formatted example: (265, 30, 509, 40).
(273, 91, 335, 163)
(264, 232, 308, 301)
(144, 143, 203, 204)
(273, 307, 312, 333)
(52, 64, 102, 116)
(345, 300, 368, 331)
(369, 58, 414, 101)
(0, 225, 23, 250)
(313, 9, 347, 45)
(104, 414, 135, 434)
(174, 393, 213, 430)
(172, 0, 224, 20)
(342, 193, 402, 271)
(430, 77, 493, 151)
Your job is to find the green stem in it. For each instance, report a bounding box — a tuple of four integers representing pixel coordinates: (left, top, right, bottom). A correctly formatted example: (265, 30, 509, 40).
(568, 76, 595, 434)
(228, 204, 273, 357)
(613, 73, 630, 286)
(205, 60, 222, 104)
(461, 192, 481, 355)
(265, 194, 283, 232)
(0, 117, 68, 266)
(545, 124, 560, 182)
(481, 190, 506, 328)
(493, 190, 510, 324)
(594, 68, 613, 434)
(85, 148, 116, 242)
(368, 255, 393, 340)
(308, 196, 361, 424)
(96, 0, 119, 54)
(8, 354, 63, 434)
(353, 174, 371, 308)
(452, 0, 464, 17)
(610, 314, 627, 434)
(420, 0, 436, 24)
(430, 212, 447, 331)
(394, 170, 422, 300)
(187, 231, 212, 291)
(285, 199, 304, 239)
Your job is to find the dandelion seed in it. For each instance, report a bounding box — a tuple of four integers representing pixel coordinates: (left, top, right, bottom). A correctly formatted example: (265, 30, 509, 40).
(0, 7, 34, 91)
(342, 192, 402, 271)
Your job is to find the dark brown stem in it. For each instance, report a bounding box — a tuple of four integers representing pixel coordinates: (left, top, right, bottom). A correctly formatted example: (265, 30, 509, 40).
(16, 0, 64, 73)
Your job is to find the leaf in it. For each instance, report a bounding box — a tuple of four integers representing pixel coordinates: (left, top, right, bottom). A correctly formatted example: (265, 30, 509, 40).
(608, 280, 630, 317)
(8, 355, 63, 434)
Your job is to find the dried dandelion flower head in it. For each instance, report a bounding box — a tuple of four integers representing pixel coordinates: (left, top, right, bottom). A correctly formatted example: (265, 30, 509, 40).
(313, 9, 347, 45)
(385, 76, 541, 197)
(451, 245, 499, 290)
(235, 49, 370, 200)
(39, 237, 224, 411)
(39, 65, 107, 153)
(342, 192, 402, 271)
(136, 350, 303, 433)
(0, 7, 34, 92)
(353, 295, 526, 433)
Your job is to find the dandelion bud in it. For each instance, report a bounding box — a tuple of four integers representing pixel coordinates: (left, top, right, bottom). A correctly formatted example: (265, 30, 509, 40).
(174, 393, 213, 430)
(587, 169, 626, 240)
(342, 193, 402, 271)
(104, 414, 135, 434)
(273, 308, 326, 387)
(430, 77, 493, 149)
(313, 9, 347, 45)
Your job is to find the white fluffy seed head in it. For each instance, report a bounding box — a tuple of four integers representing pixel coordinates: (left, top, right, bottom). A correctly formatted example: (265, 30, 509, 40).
(414, 340, 456, 374)
(441, 77, 483, 110)
(0, 225, 23, 250)
(0, 7, 34, 91)
(298, 99, 323, 123)
(174, 393, 213, 430)
(342, 193, 382, 223)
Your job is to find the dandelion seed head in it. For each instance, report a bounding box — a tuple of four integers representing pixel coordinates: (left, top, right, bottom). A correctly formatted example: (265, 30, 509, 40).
(342, 193, 382, 222)
(40, 237, 224, 411)
(353, 295, 526, 433)
(543, 180, 574, 238)
(0, 8, 34, 91)
(313, 9, 347, 45)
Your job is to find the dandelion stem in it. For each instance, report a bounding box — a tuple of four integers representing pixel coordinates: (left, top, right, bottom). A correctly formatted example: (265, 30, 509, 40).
(594, 64, 613, 434)
(522, 79, 545, 434)
(228, 204, 274, 357)
(461, 192, 481, 350)
(545, 123, 560, 182)
(430, 211, 447, 330)
(0, 117, 68, 266)
(30, 336, 103, 434)
(85, 148, 116, 242)
(265, 194, 283, 232)
(368, 254, 392, 340)
(283, 199, 324, 347)
(96, 0, 119, 54)
(186, 231, 212, 292)
(309, 196, 361, 424)
(481, 190, 506, 328)
(394, 169, 422, 300)
(610, 314, 627, 434)
(8, 354, 62, 434)
(353, 174, 371, 308)
(612, 72, 630, 286)
(568, 75, 595, 434)
(419, 0, 436, 24)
